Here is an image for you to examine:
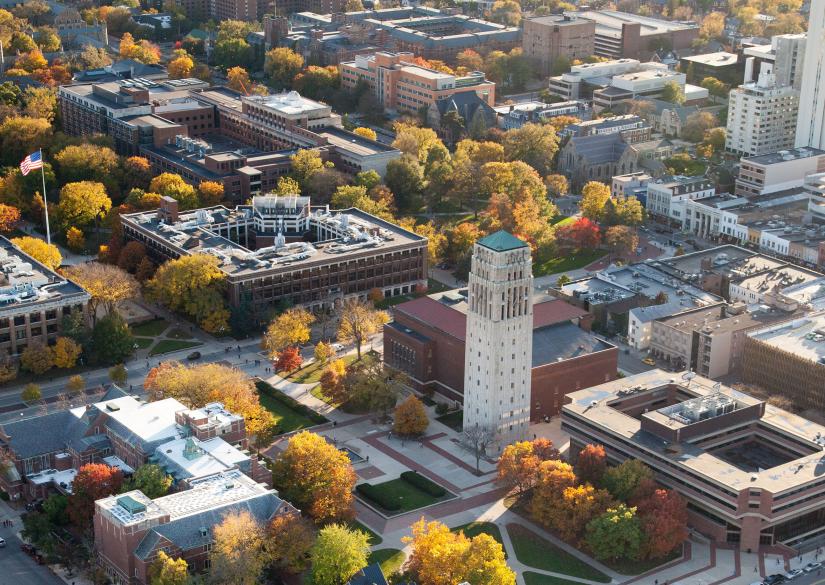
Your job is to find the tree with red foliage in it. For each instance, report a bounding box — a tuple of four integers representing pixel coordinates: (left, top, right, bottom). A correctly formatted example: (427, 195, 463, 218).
(556, 217, 601, 251)
(117, 241, 147, 273)
(275, 346, 303, 373)
(576, 444, 607, 485)
(68, 463, 123, 530)
(636, 488, 689, 559)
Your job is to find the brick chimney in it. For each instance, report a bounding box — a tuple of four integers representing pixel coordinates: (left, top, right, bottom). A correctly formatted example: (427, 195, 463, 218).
(158, 196, 179, 223)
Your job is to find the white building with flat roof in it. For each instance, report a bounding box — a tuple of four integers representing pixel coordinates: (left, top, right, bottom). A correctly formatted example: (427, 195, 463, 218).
(795, 0, 825, 149)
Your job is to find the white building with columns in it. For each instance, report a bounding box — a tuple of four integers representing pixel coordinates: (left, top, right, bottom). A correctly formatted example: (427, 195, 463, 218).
(463, 231, 533, 450)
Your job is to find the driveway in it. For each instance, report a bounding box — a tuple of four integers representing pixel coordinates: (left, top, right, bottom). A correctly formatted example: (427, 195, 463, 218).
(0, 528, 64, 585)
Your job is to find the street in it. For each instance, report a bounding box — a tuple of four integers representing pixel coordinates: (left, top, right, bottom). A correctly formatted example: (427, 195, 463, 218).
(0, 528, 64, 585)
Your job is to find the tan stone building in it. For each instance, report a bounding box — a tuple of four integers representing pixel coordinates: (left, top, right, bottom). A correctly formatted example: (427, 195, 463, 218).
(522, 15, 595, 75)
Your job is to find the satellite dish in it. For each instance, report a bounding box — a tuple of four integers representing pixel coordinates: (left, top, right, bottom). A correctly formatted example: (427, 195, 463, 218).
(682, 371, 697, 381)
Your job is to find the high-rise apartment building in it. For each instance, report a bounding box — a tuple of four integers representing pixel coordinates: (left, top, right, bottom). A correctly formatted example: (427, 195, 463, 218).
(522, 15, 595, 75)
(795, 0, 825, 148)
(726, 68, 799, 157)
(463, 231, 533, 449)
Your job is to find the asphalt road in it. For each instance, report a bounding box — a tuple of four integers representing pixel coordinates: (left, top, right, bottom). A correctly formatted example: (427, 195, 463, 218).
(0, 528, 64, 585)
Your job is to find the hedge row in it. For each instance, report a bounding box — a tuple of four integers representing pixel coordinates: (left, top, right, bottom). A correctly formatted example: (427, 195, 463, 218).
(254, 379, 328, 425)
(401, 471, 446, 497)
(356, 483, 401, 511)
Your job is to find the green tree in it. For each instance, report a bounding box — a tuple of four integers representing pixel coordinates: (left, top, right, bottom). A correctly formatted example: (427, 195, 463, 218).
(90, 313, 134, 366)
(602, 459, 654, 501)
(290, 149, 325, 187)
(21, 382, 42, 402)
(214, 38, 253, 69)
(148, 551, 188, 585)
(384, 155, 424, 212)
(0, 116, 52, 166)
(660, 81, 685, 105)
(109, 363, 128, 385)
(129, 464, 172, 499)
(310, 523, 370, 585)
(585, 504, 644, 561)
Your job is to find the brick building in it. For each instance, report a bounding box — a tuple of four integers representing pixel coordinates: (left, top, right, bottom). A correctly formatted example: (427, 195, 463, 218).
(340, 52, 495, 114)
(121, 196, 427, 320)
(0, 388, 267, 502)
(95, 471, 296, 584)
(522, 15, 595, 75)
(0, 236, 90, 360)
(383, 289, 617, 421)
(563, 371, 825, 552)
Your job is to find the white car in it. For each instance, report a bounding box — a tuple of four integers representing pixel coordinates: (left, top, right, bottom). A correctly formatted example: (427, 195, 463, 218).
(331, 343, 344, 352)
(0, 537, 5, 548)
(784, 569, 803, 580)
(804, 562, 822, 573)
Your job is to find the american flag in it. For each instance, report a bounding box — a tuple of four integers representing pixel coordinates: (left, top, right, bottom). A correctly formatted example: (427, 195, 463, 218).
(20, 150, 43, 176)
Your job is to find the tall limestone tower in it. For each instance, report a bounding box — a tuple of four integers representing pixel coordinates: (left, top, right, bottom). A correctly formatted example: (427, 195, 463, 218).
(463, 230, 533, 450)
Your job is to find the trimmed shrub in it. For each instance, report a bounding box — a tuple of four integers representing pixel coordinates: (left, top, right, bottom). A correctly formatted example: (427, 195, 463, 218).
(435, 402, 449, 415)
(255, 379, 328, 425)
(356, 483, 401, 511)
(401, 471, 446, 497)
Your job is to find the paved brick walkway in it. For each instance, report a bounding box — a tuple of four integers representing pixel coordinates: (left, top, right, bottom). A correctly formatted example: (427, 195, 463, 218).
(361, 433, 463, 493)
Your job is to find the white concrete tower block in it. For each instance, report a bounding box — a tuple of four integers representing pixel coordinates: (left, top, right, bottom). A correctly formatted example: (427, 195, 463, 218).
(463, 230, 533, 451)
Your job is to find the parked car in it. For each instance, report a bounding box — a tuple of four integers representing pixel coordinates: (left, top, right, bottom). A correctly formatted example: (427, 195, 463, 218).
(186, 351, 202, 360)
(0, 537, 5, 548)
(331, 343, 344, 352)
(784, 569, 803, 580)
(764, 574, 786, 584)
(804, 562, 822, 573)
(642, 357, 656, 366)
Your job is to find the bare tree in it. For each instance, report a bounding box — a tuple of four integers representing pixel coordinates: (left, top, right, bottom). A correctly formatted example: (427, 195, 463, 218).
(463, 424, 498, 473)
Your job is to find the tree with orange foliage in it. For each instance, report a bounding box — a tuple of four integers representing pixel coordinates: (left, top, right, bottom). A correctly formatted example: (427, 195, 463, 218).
(267, 513, 316, 574)
(497, 438, 560, 493)
(271, 431, 357, 522)
(319, 359, 347, 404)
(543, 484, 614, 542)
(531, 437, 560, 460)
(529, 460, 577, 524)
(576, 444, 607, 485)
(68, 463, 123, 530)
(392, 395, 429, 436)
(275, 346, 303, 373)
(636, 488, 689, 559)
(0, 204, 21, 233)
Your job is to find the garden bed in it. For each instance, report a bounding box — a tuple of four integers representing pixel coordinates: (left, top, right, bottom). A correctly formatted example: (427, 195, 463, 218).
(356, 474, 454, 516)
(435, 409, 463, 431)
(254, 380, 327, 433)
(506, 523, 610, 583)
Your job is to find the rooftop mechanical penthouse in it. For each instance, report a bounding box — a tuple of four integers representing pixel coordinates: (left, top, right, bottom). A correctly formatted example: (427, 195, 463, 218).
(562, 370, 825, 552)
(120, 195, 427, 319)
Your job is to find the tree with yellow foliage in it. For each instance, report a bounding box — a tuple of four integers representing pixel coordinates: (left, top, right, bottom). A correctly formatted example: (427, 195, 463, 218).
(226, 66, 251, 93)
(271, 431, 357, 522)
(63, 263, 139, 326)
(57, 181, 111, 231)
(337, 297, 389, 359)
(148, 551, 188, 585)
(263, 307, 315, 358)
(353, 127, 377, 141)
(11, 236, 61, 270)
(197, 181, 224, 206)
(313, 341, 334, 365)
(20, 341, 53, 374)
(579, 181, 611, 222)
(310, 523, 370, 585)
(404, 519, 515, 585)
(391, 123, 442, 163)
(66, 226, 85, 252)
(167, 54, 194, 79)
(529, 459, 578, 525)
(210, 510, 268, 585)
(143, 361, 275, 438)
(267, 514, 316, 574)
(66, 374, 85, 396)
(52, 337, 81, 369)
(393, 395, 429, 436)
(146, 254, 229, 333)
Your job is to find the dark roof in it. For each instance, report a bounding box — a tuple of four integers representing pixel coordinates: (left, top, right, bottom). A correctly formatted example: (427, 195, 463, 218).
(434, 90, 495, 125)
(347, 563, 389, 585)
(567, 133, 631, 165)
(532, 322, 612, 367)
(134, 492, 283, 559)
(478, 230, 527, 252)
(0, 411, 90, 459)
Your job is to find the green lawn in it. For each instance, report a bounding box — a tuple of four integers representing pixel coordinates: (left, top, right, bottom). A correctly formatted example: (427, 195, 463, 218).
(551, 215, 576, 227)
(435, 410, 463, 432)
(131, 319, 169, 337)
(166, 328, 194, 340)
(375, 294, 415, 309)
(348, 520, 382, 546)
(506, 524, 610, 583)
(133, 337, 153, 349)
(452, 522, 506, 558)
(427, 278, 450, 293)
(257, 391, 320, 434)
(359, 477, 452, 514)
(368, 549, 405, 577)
(533, 249, 605, 277)
(605, 547, 681, 575)
(148, 339, 202, 356)
(523, 573, 590, 585)
(287, 354, 360, 384)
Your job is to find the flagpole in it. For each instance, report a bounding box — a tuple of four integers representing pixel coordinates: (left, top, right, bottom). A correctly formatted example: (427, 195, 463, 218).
(39, 149, 50, 245)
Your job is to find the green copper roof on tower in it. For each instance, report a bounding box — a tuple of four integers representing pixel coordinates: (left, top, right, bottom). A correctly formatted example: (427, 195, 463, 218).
(477, 230, 527, 252)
